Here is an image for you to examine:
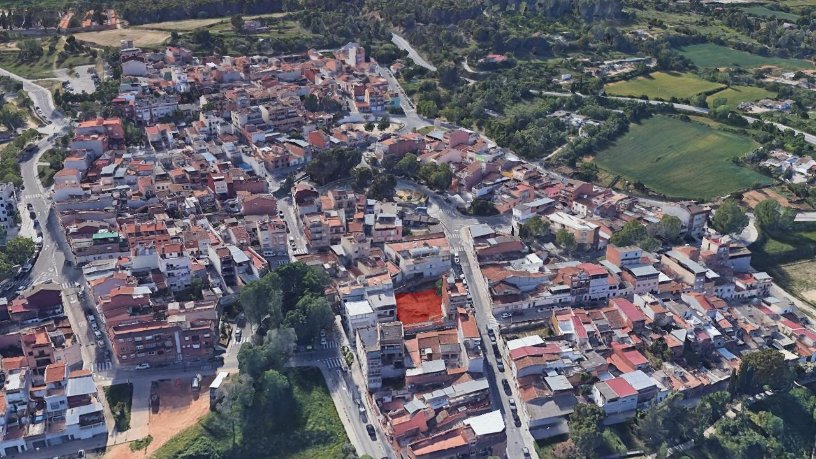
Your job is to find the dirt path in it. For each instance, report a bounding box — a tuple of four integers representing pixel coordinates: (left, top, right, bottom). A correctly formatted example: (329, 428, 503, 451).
(105, 377, 213, 458)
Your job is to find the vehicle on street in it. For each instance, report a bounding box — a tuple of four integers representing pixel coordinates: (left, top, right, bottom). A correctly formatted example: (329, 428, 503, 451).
(93, 330, 102, 339)
(496, 361, 505, 372)
(509, 398, 516, 411)
(523, 447, 531, 458)
(96, 339, 104, 347)
(366, 424, 376, 440)
(512, 412, 521, 427)
(502, 379, 511, 396)
(320, 336, 327, 346)
(235, 329, 242, 341)
(135, 363, 151, 370)
(454, 256, 460, 264)
(320, 329, 326, 338)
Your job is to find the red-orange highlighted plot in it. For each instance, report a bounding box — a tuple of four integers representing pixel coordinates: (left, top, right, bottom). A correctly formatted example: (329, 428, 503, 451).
(396, 289, 444, 326)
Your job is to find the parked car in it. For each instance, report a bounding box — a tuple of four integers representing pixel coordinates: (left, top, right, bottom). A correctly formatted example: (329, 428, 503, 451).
(502, 379, 512, 396)
(135, 363, 151, 370)
(366, 424, 376, 440)
(496, 361, 505, 372)
(509, 398, 516, 411)
(96, 339, 105, 347)
(523, 447, 531, 458)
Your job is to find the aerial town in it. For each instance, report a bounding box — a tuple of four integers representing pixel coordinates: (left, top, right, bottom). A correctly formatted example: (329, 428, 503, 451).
(1, 2, 816, 459)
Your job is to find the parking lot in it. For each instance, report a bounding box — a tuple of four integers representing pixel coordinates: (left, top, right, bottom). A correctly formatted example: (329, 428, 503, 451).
(55, 65, 99, 95)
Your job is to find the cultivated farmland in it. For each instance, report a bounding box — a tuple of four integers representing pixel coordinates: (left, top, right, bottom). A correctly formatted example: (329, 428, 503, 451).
(604, 72, 725, 100)
(594, 115, 772, 200)
(679, 43, 813, 70)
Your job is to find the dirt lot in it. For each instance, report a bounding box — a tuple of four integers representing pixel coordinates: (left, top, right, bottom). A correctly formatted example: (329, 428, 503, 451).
(742, 188, 810, 210)
(74, 29, 170, 48)
(775, 260, 816, 304)
(105, 376, 213, 459)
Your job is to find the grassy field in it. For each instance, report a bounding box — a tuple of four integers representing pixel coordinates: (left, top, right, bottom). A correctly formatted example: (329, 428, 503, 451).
(135, 18, 228, 31)
(153, 368, 349, 459)
(706, 85, 777, 111)
(604, 71, 724, 100)
(74, 28, 170, 48)
(679, 43, 813, 70)
(594, 115, 771, 200)
(0, 52, 56, 79)
(742, 5, 799, 21)
(749, 226, 816, 305)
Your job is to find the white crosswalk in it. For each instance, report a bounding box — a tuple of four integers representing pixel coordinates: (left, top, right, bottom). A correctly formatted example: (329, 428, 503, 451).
(93, 361, 112, 372)
(322, 340, 338, 349)
(322, 357, 343, 369)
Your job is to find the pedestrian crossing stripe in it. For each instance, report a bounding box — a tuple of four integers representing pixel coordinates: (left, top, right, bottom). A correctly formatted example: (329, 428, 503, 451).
(93, 361, 112, 372)
(323, 358, 343, 369)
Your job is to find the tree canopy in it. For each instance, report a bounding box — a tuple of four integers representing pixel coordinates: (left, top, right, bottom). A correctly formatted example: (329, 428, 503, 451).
(710, 199, 749, 235)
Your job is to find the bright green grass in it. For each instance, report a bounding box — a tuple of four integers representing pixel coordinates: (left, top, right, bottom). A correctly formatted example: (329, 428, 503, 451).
(594, 115, 772, 200)
(742, 5, 799, 21)
(604, 71, 725, 100)
(0, 52, 55, 79)
(152, 368, 349, 459)
(679, 43, 813, 70)
(706, 85, 777, 111)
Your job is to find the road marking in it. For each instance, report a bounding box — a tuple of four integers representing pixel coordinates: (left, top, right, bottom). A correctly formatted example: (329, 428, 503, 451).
(93, 361, 112, 372)
(322, 357, 343, 369)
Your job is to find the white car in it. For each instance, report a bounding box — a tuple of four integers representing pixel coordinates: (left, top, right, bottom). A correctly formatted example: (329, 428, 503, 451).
(135, 363, 151, 370)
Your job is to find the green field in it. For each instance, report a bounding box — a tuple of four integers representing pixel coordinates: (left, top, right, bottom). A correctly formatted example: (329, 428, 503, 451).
(604, 72, 725, 100)
(706, 85, 777, 111)
(153, 368, 350, 459)
(679, 43, 813, 70)
(594, 115, 772, 200)
(742, 5, 799, 21)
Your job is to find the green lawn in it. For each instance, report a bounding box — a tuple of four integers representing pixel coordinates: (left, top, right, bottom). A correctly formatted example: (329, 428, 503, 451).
(0, 52, 55, 80)
(706, 85, 777, 111)
(742, 5, 799, 21)
(594, 115, 771, 200)
(749, 226, 816, 271)
(679, 43, 813, 70)
(604, 71, 725, 100)
(152, 368, 350, 459)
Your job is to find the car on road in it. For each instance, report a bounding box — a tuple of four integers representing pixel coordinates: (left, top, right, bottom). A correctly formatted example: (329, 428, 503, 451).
(366, 424, 376, 440)
(28, 211, 35, 220)
(90, 322, 99, 331)
(93, 330, 102, 339)
(522, 447, 531, 458)
(320, 329, 326, 338)
(235, 329, 242, 341)
(502, 379, 512, 396)
(496, 361, 505, 372)
(454, 256, 460, 264)
(512, 412, 521, 428)
(96, 339, 105, 347)
(509, 398, 516, 411)
(135, 363, 151, 370)
(500, 312, 512, 320)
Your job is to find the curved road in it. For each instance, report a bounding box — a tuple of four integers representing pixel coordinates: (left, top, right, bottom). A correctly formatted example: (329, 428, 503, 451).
(391, 33, 437, 72)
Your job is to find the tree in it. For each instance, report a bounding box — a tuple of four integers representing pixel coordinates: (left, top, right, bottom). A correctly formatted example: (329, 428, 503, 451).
(468, 199, 498, 216)
(610, 220, 648, 247)
(735, 349, 793, 395)
(4, 237, 34, 265)
(257, 369, 295, 423)
(305, 148, 362, 185)
(377, 115, 390, 131)
(519, 217, 549, 241)
(754, 199, 796, 231)
(351, 167, 373, 193)
(754, 199, 780, 230)
(555, 229, 576, 252)
(364, 121, 374, 132)
(394, 153, 419, 177)
(237, 327, 296, 379)
(283, 294, 333, 344)
(238, 276, 283, 327)
(367, 173, 396, 201)
(230, 15, 245, 32)
(710, 199, 748, 235)
(417, 99, 439, 118)
(657, 215, 682, 242)
(569, 403, 604, 458)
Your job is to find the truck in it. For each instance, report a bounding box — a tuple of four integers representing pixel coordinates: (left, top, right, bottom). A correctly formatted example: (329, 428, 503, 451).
(209, 371, 229, 409)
